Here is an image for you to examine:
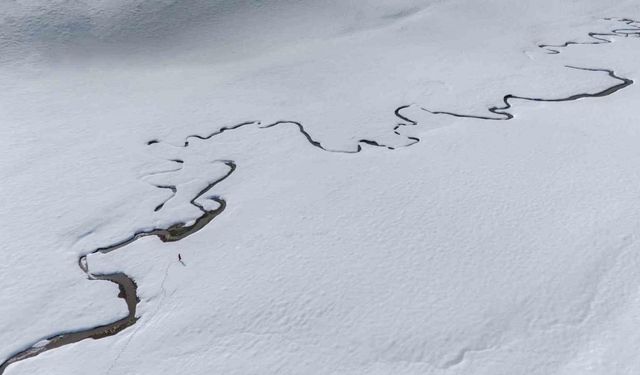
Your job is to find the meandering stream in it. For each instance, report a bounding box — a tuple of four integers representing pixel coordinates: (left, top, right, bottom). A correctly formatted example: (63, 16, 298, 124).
(1, 17, 638, 374)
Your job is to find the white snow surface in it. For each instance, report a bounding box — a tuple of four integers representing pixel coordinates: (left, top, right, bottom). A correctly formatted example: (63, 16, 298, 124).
(3, 0, 640, 374)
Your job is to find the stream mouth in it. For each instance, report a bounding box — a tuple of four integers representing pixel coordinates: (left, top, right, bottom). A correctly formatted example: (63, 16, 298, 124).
(1, 17, 638, 375)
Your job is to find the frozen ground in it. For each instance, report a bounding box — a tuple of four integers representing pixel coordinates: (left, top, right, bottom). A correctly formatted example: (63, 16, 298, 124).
(2, 0, 640, 374)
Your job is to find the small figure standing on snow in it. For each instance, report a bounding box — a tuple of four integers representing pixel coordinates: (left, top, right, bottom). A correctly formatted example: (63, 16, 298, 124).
(178, 253, 185, 266)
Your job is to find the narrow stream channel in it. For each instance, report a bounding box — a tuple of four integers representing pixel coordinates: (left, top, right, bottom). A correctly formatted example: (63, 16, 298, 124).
(1, 17, 638, 374)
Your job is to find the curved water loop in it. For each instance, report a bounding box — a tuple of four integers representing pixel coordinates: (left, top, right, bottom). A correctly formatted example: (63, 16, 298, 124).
(423, 18, 639, 120)
(423, 67, 633, 120)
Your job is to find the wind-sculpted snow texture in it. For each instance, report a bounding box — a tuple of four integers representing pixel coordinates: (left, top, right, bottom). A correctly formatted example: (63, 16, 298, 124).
(4, 1, 640, 374)
(2, 15, 640, 374)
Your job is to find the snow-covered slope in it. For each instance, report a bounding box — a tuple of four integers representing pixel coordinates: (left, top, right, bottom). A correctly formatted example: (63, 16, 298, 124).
(2, 1, 640, 374)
